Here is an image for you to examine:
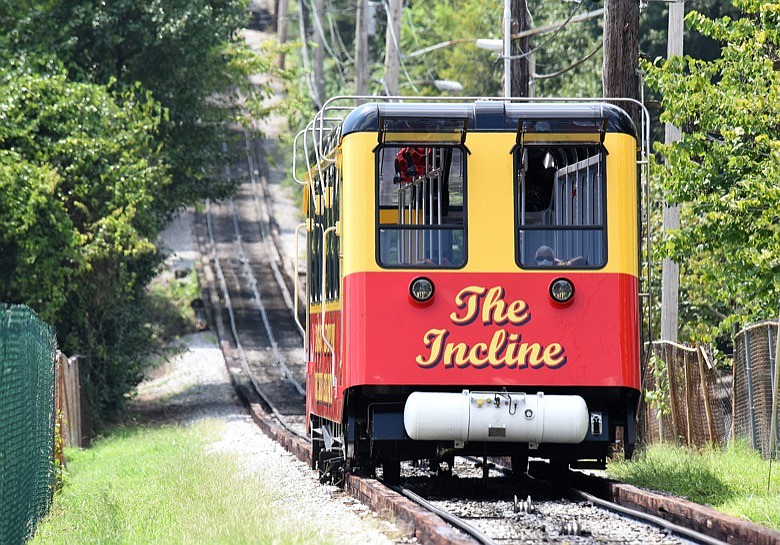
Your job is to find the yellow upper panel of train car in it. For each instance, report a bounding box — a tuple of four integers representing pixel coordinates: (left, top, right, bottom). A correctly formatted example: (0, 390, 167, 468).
(309, 102, 640, 278)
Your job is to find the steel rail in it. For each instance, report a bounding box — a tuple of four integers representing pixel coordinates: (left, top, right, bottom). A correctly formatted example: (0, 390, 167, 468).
(227, 199, 305, 396)
(206, 187, 308, 440)
(243, 131, 297, 314)
(386, 483, 498, 545)
(205, 197, 307, 440)
(521, 464, 729, 545)
(462, 456, 727, 545)
(564, 486, 728, 545)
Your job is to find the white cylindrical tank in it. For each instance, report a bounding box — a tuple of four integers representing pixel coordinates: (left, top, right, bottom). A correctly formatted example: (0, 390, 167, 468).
(403, 390, 471, 442)
(404, 391, 589, 444)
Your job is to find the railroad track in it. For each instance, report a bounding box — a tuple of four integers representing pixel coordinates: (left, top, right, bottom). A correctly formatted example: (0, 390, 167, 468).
(394, 458, 728, 544)
(199, 131, 306, 436)
(195, 129, 780, 545)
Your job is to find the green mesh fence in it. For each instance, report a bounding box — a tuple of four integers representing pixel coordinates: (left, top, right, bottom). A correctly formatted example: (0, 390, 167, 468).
(1, 304, 57, 544)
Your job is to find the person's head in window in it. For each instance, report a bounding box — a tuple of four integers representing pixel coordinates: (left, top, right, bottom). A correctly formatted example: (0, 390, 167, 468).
(535, 245, 556, 266)
(534, 245, 586, 267)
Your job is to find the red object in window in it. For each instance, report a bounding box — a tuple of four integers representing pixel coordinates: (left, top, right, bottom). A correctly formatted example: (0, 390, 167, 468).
(394, 147, 431, 183)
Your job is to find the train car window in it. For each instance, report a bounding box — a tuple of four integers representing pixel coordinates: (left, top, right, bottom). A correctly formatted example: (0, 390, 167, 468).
(515, 144, 606, 268)
(375, 145, 466, 268)
(308, 162, 341, 304)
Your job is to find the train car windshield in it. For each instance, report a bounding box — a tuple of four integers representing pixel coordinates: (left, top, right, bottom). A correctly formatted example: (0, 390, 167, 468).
(515, 144, 606, 268)
(375, 145, 466, 268)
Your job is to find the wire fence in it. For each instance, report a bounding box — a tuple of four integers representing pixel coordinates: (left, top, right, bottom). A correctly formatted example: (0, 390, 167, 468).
(733, 321, 780, 460)
(1, 304, 57, 544)
(643, 323, 780, 461)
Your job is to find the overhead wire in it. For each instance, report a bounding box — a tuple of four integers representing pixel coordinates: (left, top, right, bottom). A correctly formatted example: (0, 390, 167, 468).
(296, 0, 320, 106)
(506, 0, 587, 62)
(534, 41, 603, 80)
(308, 0, 350, 87)
(326, 3, 354, 64)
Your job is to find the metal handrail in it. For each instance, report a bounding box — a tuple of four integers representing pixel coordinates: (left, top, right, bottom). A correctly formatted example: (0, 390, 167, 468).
(293, 222, 307, 338)
(291, 129, 308, 186)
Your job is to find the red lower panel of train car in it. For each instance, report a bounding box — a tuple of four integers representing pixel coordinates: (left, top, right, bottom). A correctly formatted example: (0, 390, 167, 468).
(307, 271, 641, 467)
(344, 271, 640, 390)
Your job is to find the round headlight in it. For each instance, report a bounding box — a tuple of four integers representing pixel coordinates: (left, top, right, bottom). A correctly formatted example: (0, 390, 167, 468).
(410, 277, 435, 303)
(550, 278, 574, 304)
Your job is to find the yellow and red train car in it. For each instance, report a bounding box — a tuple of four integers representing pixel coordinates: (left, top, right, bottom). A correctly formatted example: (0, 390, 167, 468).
(297, 98, 648, 482)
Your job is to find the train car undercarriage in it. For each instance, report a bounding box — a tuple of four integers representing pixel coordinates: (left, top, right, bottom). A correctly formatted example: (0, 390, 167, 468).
(310, 385, 638, 485)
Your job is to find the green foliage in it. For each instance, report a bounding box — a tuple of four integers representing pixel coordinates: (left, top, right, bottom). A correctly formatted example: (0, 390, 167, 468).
(639, 0, 743, 63)
(3, 0, 275, 210)
(0, 68, 166, 319)
(402, 0, 503, 96)
(0, 64, 170, 418)
(644, 0, 780, 340)
(644, 354, 671, 416)
(0, 1, 283, 425)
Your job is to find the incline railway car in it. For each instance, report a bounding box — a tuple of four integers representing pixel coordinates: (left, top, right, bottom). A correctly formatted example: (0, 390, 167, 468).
(294, 97, 649, 483)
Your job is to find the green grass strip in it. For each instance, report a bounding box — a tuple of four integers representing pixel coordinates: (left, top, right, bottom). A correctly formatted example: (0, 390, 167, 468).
(608, 441, 780, 531)
(31, 420, 342, 545)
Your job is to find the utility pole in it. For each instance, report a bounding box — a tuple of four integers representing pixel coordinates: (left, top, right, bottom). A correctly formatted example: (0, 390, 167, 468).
(510, 0, 531, 97)
(602, 0, 640, 126)
(661, 1, 684, 342)
(355, 0, 369, 95)
(276, 0, 288, 68)
(384, 0, 402, 95)
(313, 0, 325, 105)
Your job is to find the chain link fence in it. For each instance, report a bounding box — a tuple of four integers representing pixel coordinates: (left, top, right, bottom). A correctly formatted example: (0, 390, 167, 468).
(733, 321, 780, 460)
(1, 304, 57, 544)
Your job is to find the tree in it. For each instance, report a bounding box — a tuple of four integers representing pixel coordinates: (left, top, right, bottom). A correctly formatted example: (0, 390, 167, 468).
(4, 0, 273, 213)
(0, 64, 171, 417)
(0, 0, 285, 423)
(644, 0, 780, 341)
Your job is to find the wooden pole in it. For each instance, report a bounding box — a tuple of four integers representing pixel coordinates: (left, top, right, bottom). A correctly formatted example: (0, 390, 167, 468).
(697, 343, 716, 448)
(666, 344, 681, 444)
(383, 0, 402, 95)
(276, 0, 289, 68)
(769, 317, 780, 458)
(683, 350, 693, 446)
(510, 0, 530, 97)
(661, 1, 684, 343)
(602, 0, 640, 126)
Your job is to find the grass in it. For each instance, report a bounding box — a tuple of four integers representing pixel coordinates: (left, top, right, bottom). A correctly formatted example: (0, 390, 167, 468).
(31, 420, 346, 545)
(607, 441, 780, 531)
